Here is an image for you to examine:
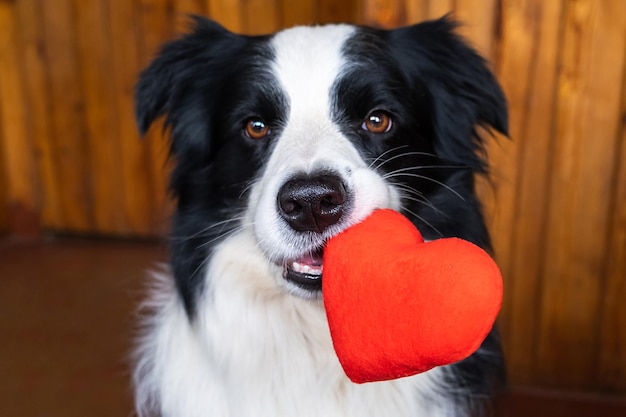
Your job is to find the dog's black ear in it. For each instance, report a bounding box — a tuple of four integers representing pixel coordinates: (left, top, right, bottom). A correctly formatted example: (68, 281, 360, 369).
(135, 17, 240, 147)
(389, 17, 508, 169)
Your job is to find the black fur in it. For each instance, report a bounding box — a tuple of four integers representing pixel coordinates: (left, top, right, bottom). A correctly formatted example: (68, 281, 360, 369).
(136, 16, 507, 416)
(332, 20, 508, 414)
(136, 18, 289, 315)
(334, 20, 507, 246)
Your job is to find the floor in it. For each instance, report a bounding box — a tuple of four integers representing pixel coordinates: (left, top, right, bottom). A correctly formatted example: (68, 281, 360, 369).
(1, 237, 625, 417)
(0, 236, 167, 417)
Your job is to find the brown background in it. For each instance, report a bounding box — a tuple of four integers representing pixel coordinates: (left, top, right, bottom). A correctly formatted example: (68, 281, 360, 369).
(0, 0, 625, 398)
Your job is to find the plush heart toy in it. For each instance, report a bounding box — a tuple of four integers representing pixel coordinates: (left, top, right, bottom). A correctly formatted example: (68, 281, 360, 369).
(322, 209, 503, 384)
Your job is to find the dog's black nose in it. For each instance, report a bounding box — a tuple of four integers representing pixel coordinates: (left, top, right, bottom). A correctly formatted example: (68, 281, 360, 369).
(277, 175, 347, 233)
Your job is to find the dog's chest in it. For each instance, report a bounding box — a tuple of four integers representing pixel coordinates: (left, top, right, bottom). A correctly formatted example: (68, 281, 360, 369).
(185, 233, 444, 417)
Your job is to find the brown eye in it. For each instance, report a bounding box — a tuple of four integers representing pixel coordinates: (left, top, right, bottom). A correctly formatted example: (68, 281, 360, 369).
(362, 111, 393, 134)
(245, 118, 269, 139)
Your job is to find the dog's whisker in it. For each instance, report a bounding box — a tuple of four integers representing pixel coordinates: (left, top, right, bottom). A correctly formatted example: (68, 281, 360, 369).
(187, 252, 213, 284)
(401, 206, 444, 238)
(381, 163, 472, 173)
(391, 182, 425, 196)
(239, 180, 258, 200)
(399, 194, 446, 216)
(391, 183, 443, 213)
(188, 223, 250, 281)
(367, 145, 409, 170)
(169, 216, 246, 241)
(383, 172, 465, 201)
(373, 151, 445, 171)
(194, 225, 246, 250)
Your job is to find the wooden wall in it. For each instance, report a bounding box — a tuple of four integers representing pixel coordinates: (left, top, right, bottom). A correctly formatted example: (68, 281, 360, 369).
(487, 0, 626, 394)
(0, 0, 625, 396)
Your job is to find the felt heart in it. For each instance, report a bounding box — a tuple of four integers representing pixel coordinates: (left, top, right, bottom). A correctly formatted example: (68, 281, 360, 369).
(322, 209, 503, 384)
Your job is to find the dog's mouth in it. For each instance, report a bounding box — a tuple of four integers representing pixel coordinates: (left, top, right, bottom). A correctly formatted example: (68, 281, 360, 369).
(283, 247, 324, 292)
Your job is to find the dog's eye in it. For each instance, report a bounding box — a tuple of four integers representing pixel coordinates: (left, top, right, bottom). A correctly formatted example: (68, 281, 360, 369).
(362, 111, 393, 134)
(245, 118, 270, 140)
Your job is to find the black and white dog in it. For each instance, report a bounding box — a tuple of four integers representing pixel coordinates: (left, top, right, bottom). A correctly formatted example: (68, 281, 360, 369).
(134, 16, 508, 417)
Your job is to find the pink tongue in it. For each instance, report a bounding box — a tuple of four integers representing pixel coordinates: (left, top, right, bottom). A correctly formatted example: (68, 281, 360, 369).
(297, 250, 323, 267)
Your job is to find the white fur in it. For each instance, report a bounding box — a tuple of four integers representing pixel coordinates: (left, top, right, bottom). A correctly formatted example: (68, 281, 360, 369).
(250, 25, 400, 273)
(136, 231, 453, 417)
(135, 25, 455, 417)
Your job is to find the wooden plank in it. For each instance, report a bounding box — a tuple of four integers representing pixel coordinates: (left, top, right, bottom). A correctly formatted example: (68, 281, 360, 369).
(362, 0, 406, 28)
(14, 0, 62, 231)
(437, 0, 498, 243)
(453, 0, 498, 59)
(40, 0, 93, 232)
(453, 1, 505, 370)
(107, 0, 156, 236)
(242, 0, 280, 34)
(403, 0, 427, 24)
(535, 0, 626, 390)
(318, 0, 357, 24)
(280, 0, 316, 27)
(488, 0, 564, 386)
(597, 46, 626, 392)
(0, 1, 13, 233)
(174, 0, 206, 32)
(137, 0, 176, 236)
(426, 0, 454, 20)
(0, 83, 7, 233)
(477, 0, 522, 359)
(73, 0, 127, 234)
(136, 0, 175, 71)
(0, 0, 40, 235)
(207, 0, 243, 32)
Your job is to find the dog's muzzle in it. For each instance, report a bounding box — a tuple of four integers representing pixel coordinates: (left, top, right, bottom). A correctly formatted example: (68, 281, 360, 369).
(277, 173, 348, 292)
(277, 174, 347, 233)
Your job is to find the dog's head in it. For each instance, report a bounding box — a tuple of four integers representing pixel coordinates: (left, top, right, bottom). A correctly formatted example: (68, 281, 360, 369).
(136, 17, 507, 313)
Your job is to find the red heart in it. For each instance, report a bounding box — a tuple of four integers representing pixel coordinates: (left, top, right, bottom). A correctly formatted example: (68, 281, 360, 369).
(322, 209, 502, 383)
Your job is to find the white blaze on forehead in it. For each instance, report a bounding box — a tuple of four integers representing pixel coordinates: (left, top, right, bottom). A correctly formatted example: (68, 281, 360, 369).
(248, 24, 399, 266)
(270, 25, 355, 129)
(264, 25, 362, 181)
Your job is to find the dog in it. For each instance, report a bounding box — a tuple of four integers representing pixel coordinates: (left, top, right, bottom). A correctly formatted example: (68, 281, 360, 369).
(133, 16, 508, 417)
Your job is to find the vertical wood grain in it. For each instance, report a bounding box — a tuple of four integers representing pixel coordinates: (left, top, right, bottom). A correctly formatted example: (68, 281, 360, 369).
(40, 0, 93, 232)
(74, 0, 127, 234)
(174, 0, 206, 32)
(14, 0, 61, 231)
(242, 0, 280, 34)
(0, 147, 5, 233)
(535, 0, 626, 390)
(488, 0, 564, 386)
(280, 0, 316, 27)
(108, 0, 156, 236)
(318, 0, 358, 24)
(597, 47, 626, 393)
(403, 0, 427, 24)
(137, 0, 176, 236)
(426, 0, 454, 19)
(446, 0, 501, 256)
(453, 0, 498, 59)
(0, 0, 40, 234)
(362, 0, 406, 28)
(0, 0, 7, 231)
(207, 0, 243, 32)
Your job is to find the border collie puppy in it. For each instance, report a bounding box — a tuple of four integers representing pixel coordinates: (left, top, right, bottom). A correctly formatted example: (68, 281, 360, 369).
(134, 16, 507, 417)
